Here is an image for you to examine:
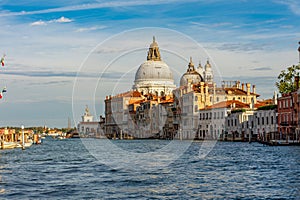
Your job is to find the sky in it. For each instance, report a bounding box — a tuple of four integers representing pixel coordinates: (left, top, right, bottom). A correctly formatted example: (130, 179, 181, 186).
(0, 0, 299, 128)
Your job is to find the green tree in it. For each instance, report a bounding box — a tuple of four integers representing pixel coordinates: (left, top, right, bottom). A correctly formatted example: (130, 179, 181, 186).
(276, 64, 300, 94)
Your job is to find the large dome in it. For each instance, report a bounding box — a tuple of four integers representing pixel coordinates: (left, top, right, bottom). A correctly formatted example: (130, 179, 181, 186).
(132, 37, 176, 96)
(180, 57, 204, 87)
(135, 60, 173, 81)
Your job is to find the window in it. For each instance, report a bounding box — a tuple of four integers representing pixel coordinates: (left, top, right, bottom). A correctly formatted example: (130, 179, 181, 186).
(262, 117, 264, 125)
(271, 116, 274, 124)
(266, 117, 269, 125)
(257, 117, 260, 125)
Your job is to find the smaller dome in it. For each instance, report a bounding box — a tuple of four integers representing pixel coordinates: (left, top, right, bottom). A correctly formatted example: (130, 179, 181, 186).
(180, 57, 204, 86)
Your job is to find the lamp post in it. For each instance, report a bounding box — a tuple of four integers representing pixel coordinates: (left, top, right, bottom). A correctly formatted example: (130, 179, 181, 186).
(180, 128, 182, 140)
(21, 125, 25, 150)
(249, 126, 252, 143)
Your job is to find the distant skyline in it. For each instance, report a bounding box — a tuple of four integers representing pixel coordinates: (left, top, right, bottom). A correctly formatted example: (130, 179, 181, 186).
(0, 0, 299, 128)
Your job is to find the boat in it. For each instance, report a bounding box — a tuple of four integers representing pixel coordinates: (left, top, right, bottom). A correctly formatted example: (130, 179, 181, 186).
(1, 142, 17, 149)
(24, 141, 33, 147)
(57, 136, 66, 140)
(15, 139, 33, 148)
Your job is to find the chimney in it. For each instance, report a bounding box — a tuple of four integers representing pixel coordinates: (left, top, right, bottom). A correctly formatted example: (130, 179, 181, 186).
(246, 83, 251, 95)
(242, 83, 245, 91)
(236, 81, 240, 89)
(295, 76, 299, 91)
(252, 85, 256, 94)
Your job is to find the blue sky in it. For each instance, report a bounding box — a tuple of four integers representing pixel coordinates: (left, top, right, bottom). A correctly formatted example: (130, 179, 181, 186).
(0, 0, 299, 128)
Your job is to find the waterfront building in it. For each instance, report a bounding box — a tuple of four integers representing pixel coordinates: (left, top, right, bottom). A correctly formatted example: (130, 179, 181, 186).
(104, 91, 144, 138)
(223, 98, 277, 142)
(129, 95, 174, 138)
(199, 100, 241, 140)
(175, 79, 258, 139)
(254, 104, 278, 141)
(104, 38, 176, 139)
(277, 75, 299, 141)
(277, 91, 298, 141)
(103, 37, 261, 140)
(224, 101, 253, 141)
(77, 106, 103, 137)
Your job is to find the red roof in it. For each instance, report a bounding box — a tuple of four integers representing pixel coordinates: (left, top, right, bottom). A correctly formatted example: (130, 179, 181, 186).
(224, 88, 259, 97)
(202, 100, 250, 110)
(113, 90, 142, 98)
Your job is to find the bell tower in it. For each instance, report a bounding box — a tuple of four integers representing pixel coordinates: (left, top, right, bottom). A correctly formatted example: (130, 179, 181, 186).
(204, 59, 214, 83)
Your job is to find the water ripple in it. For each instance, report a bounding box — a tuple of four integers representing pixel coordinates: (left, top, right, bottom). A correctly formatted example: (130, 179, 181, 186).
(0, 139, 299, 199)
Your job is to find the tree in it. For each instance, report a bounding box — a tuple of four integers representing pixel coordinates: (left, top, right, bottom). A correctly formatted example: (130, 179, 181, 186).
(276, 64, 300, 94)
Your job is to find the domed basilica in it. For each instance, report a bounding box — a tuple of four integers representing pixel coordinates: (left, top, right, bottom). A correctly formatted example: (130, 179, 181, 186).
(133, 37, 176, 96)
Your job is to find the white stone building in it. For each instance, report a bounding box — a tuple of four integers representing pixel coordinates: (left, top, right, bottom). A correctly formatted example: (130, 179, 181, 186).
(254, 106, 278, 140)
(77, 106, 101, 137)
(198, 101, 232, 140)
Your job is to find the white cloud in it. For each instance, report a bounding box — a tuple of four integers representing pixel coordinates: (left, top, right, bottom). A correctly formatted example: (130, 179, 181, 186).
(75, 25, 106, 32)
(30, 17, 72, 26)
(0, 0, 198, 17)
(274, 0, 300, 15)
(30, 20, 47, 26)
(51, 16, 72, 23)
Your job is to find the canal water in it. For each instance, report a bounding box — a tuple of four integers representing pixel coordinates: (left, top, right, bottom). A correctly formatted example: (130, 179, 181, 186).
(0, 138, 299, 199)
